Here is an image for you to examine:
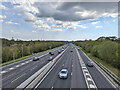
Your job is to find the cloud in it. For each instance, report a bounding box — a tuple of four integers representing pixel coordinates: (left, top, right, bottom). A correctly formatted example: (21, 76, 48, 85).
(0, 20, 3, 22)
(14, 3, 38, 22)
(5, 21, 18, 25)
(113, 19, 116, 22)
(34, 2, 118, 21)
(0, 3, 8, 10)
(76, 24, 87, 28)
(67, 26, 77, 30)
(91, 21, 100, 24)
(10, 30, 20, 34)
(52, 28, 63, 31)
(23, 12, 36, 22)
(33, 23, 51, 30)
(96, 26, 103, 28)
(32, 30, 37, 33)
(0, 15, 6, 19)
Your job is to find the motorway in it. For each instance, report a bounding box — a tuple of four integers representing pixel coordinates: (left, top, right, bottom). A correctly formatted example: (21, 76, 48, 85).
(1, 46, 65, 88)
(1, 44, 117, 89)
(36, 44, 115, 89)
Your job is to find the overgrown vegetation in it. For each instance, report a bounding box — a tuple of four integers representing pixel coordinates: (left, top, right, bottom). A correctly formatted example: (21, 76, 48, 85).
(75, 36, 120, 70)
(2, 38, 65, 63)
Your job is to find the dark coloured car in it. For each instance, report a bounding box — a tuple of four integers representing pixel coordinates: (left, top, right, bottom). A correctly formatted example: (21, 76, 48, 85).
(58, 50, 61, 53)
(49, 51, 54, 55)
(33, 56, 39, 61)
(87, 61, 93, 67)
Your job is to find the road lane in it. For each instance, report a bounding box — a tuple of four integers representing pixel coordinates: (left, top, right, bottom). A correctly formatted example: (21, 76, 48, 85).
(78, 48, 115, 88)
(37, 47, 71, 88)
(71, 48, 87, 88)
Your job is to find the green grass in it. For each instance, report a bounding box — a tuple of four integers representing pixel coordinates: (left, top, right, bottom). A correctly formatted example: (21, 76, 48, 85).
(1, 45, 63, 67)
(77, 46, 120, 78)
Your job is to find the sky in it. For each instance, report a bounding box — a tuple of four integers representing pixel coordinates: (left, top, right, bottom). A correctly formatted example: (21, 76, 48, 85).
(0, 1, 119, 41)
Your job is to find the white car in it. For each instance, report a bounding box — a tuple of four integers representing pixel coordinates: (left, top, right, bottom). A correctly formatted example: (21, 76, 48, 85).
(58, 69, 68, 79)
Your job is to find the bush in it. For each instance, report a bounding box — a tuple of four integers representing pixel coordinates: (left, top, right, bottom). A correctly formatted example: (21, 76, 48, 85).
(75, 40, 120, 69)
(2, 40, 64, 63)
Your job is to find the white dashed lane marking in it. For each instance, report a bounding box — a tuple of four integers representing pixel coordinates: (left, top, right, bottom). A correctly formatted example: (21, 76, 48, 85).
(26, 61, 29, 63)
(16, 65, 20, 67)
(30, 66, 38, 71)
(11, 73, 26, 83)
(21, 63, 25, 65)
(72, 65, 73, 67)
(0, 71, 7, 74)
(9, 68, 14, 70)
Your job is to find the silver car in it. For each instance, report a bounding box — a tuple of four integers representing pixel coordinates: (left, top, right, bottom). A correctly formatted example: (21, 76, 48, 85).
(33, 56, 39, 61)
(58, 69, 68, 79)
(48, 56, 53, 61)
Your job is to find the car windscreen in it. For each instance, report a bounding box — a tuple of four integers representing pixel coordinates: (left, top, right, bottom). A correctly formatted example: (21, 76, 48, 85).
(88, 62, 92, 64)
(61, 71, 67, 74)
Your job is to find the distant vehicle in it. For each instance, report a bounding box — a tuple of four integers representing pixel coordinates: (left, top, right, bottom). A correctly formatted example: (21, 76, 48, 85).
(70, 50, 73, 52)
(58, 69, 68, 79)
(62, 49, 64, 51)
(33, 56, 39, 61)
(48, 56, 53, 61)
(58, 50, 61, 53)
(49, 51, 54, 55)
(87, 61, 93, 67)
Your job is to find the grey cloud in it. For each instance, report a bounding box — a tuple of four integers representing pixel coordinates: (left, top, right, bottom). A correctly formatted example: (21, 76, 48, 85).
(34, 2, 118, 21)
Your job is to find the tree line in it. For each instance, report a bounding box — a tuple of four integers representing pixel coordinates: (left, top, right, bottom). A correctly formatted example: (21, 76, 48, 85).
(2, 38, 65, 63)
(75, 36, 120, 69)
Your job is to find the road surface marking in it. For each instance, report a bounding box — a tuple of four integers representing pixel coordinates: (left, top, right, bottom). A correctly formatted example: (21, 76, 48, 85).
(26, 61, 29, 63)
(16, 65, 20, 67)
(83, 69, 88, 72)
(75, 47, 97, 89)
(21, 63, 25, 65)
(72, 65, 73, 67)
(87, 78, 92, 81)
(89, 84, 95, 88)
(51, 86, 53, 90)
(85, 73, 90, 76)
(30, 66, 38, 71)
(0, 71, 7, 74)
(71, 72, 72, 76)
(9, 68, 14, 70)
(11, 73, 26, 83)
(2, 73, 15, 80)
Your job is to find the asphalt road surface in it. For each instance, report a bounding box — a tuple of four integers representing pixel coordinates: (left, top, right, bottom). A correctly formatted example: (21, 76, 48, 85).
(1, 46, 65, 88)
(36, 44, 115, 89)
